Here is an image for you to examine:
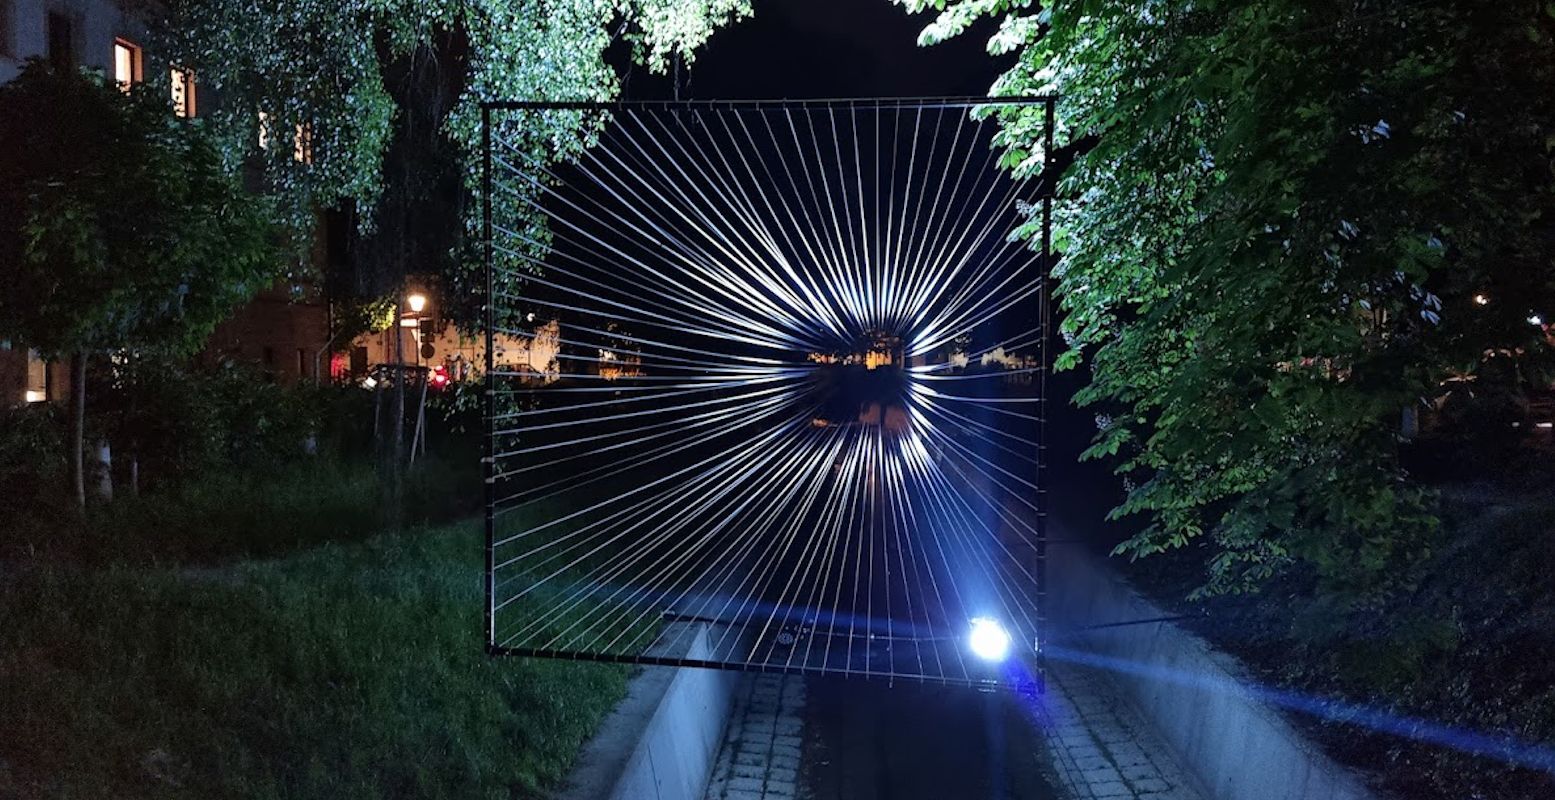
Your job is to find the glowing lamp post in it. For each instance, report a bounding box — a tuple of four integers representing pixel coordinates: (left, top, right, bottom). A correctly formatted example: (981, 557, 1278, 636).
(402, 291, 432, 464)
(402, 292, 429, 363)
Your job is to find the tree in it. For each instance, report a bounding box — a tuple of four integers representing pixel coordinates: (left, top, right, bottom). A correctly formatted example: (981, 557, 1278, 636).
(0, 62, 281, 508)
(148, 1, 750, 500)
(158, 0, 752, 318)
(903, 1, 1555, 607)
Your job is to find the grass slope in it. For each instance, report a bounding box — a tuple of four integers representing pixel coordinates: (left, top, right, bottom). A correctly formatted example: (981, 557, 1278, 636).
(0, 522, 627, 799)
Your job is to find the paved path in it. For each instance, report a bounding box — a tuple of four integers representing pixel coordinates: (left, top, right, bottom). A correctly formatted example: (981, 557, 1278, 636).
(704, 663, 1205, 800)
(704, 674, 807, 800)
(1039, 662, 1204, 799)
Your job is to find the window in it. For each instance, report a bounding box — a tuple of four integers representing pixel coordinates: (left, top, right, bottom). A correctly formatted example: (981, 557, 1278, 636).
(259, 114, 314, 164)
(293, 122, 313, 164)
(113, 38, 142, 89)
(46, 11, 76, 69)
(25, 349, 47, 403)
(170, 66, 197, 117)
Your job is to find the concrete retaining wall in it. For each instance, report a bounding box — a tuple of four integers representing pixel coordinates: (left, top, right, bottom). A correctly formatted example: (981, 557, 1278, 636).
(555, 623, 741, 800)
(1047, 544, 1381, 800)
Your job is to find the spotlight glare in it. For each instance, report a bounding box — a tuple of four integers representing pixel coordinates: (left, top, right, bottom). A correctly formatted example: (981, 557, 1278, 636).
(968, 617, 1012, 662)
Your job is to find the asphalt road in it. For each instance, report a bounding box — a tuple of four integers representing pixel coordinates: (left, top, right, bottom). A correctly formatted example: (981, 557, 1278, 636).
(799, 676, 1064, 800)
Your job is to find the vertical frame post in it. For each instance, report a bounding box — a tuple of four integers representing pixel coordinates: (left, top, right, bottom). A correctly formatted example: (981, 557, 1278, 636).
(482, 104, 497, 652)
(1035, 98, 1055, 688)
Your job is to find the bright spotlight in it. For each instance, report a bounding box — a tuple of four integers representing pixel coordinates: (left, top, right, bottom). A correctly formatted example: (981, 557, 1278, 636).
(406, 292, 428, 314)
(1530, 314, 1545, 327)
(968, 617, 1012, 662)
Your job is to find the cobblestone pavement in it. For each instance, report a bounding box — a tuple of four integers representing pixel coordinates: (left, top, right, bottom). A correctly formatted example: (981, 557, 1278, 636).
(704, 674, 807, 800)
(706, 672, 1060, 800)
(703, 663, 1205, 800)
(1037, 662, 1206, 800)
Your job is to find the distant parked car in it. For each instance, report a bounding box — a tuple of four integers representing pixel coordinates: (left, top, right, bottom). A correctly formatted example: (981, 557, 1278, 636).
(359, 364, 450, 392)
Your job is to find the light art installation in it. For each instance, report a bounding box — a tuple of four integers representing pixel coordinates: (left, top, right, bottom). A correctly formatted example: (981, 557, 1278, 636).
(480, 97, 1057, 691)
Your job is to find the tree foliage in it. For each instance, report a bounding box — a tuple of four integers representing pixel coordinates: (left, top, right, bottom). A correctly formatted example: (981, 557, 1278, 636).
(161, 0, 751, 310)
(904, 1, 1555, 603)
(0, 61, 281, 360)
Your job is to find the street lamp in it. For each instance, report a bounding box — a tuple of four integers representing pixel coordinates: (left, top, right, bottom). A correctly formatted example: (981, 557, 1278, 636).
(400, 290, 432, 465)
(402, 292, 429, 369)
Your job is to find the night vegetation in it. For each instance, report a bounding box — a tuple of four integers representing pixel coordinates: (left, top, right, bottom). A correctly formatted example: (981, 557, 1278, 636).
(0, 62, 283, 509)
(0, 365, 625, 798)
(906, 1, 1555, 796)
(1118, 483, 1555, 799)
(906, 0, 1555, 621)
(0, 520, 627, 799)
(1, 6, 758, 791)
(157, 0, 752, 323)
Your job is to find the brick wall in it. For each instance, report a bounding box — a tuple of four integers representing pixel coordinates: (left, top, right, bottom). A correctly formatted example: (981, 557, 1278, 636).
(202, 287, 331, 385)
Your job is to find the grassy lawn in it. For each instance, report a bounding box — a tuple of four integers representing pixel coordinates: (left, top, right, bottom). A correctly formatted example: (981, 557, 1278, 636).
(2, 457, 480, 566)
(0, 515, 629, 799)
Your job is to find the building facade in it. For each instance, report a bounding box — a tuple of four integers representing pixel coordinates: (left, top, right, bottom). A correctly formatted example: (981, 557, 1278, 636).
(0, 0, 161, 405)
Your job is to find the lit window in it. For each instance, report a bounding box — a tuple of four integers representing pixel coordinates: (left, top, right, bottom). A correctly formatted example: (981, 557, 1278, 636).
(113, 39, 142, 89)
(294, 122, 313, 164)
(24, 349, 47, 403)
(258, 114, 313, 164)
(170, 66, 197, 118)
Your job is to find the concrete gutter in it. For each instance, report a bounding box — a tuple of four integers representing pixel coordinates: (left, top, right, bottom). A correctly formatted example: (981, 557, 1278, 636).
(1047, 543, 1382, 800)
(555, 623, 740, 800)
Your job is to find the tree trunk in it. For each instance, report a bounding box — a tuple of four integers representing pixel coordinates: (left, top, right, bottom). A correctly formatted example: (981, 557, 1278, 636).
(69, 353, 86, 511)
(93, 440, 112, 503)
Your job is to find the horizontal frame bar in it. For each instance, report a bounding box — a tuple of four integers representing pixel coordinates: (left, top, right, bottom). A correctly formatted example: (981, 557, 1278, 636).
(481, 95, 1056, 112)
(487, 644, 1044, 694)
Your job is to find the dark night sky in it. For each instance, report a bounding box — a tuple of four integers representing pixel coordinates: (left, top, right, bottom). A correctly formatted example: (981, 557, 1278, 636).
(620, 0, 1013, 101)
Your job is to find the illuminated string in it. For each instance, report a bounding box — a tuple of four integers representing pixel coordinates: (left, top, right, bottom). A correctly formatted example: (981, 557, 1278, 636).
(486, 102, 1051, 688)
